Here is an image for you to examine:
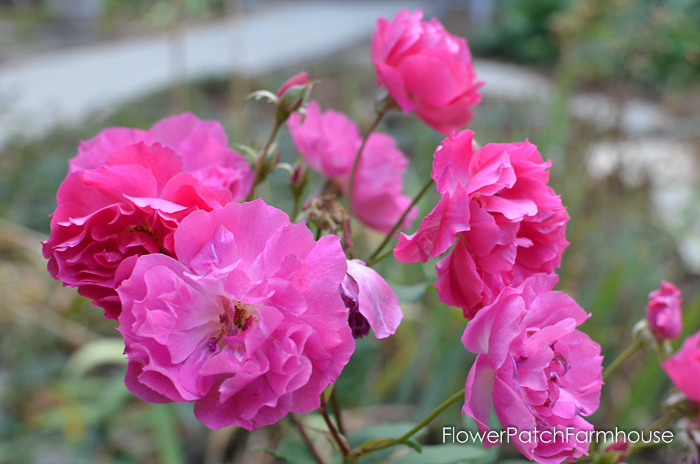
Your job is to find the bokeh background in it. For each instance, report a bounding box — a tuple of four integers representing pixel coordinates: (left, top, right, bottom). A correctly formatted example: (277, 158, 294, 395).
(1, 0, 700, 463)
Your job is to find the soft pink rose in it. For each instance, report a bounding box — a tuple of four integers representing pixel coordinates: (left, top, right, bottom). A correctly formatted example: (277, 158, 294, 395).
(43, 142, 231, 319)
(395, 130, 569, 318)
(646, 281, 682, 340)
(662, 331, 700, 403)
(288, 101, 417, 233)
(340, 259, 403, 339)
(68, 112, 253, 201)
(371, 9, 482, 134)
(117, 200, 354, 430)
(462, 274, 603, 464)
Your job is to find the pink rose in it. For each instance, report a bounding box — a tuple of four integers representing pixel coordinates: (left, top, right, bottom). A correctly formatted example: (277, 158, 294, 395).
(371, 9, 482, 134)
(662, 331, 700, 403)
(395, 130, 569, 318)
(43, 142, 230, 319)
(117, 200, 354, 430)
(340, 259, 403, 339)
(288, 101, 417, 233)
(277, 71, 309, 98)
(68, 112, 253, 201)
(646, 281, 682, 340)
(462, 274, 603, 464)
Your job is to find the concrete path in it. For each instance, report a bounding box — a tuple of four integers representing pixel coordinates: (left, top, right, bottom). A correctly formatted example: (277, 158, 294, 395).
(0, 1, 419, 146)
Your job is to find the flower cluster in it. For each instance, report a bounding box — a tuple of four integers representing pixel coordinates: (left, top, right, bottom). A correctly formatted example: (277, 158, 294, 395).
(40, 7, 615, 464)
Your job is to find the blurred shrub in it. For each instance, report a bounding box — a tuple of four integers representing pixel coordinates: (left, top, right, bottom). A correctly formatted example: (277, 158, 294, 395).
(472, 0, 700, 93)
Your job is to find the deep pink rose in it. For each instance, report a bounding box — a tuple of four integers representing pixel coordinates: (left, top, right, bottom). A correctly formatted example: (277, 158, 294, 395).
(288, 101, 417, 233)
(371, 9, 482, 134)
(646, 281, 682, 340)
(340, 259, 403, 339)
(462, 274, 603, 464)
(43, 142, 230, 319)
(68, 112, 253, 201)
(395, 130, 569, 318)
(117, 200, 355, 430)
(662, 331, 700, 403)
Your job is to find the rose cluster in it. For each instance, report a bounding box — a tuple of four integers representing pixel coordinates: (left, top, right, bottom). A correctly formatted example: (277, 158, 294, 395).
(42, 8, 608, 463)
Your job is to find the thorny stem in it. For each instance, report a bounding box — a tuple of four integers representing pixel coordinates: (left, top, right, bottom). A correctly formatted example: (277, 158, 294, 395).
(353, 388, 465, 458)
(290, 414, 328, 464)
(365, 178, 435, 263)
(603, 338, 644, 382)
(319, 393, 352, 457)
(245, 121, 282, 201)
(346, 109, 387, 211)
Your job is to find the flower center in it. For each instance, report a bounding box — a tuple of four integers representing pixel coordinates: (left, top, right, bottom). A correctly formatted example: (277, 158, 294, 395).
(207, 296, 257, 352)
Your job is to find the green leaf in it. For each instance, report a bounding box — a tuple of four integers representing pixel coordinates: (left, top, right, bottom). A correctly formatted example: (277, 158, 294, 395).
(388, 444, 489, 464)
(400, 438, 422, 453)
(252, 446, 303, 464)
(388, 282, 429, 302)
(62, 338, 127, 379)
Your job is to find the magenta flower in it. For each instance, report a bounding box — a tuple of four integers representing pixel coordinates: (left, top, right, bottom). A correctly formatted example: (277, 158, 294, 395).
(462, 274, 603, 464)
(646, 281, 682, 340)
(288, 101, 417, 233)
(117, 200, 354, 430)
(662, 331, 700, 403)
(68, 112, 253, 201)
(371, 9, 482, 134)
(43, 143, 230, 319)
(340, 259, 403, 339)
(395, 130, 569, 318)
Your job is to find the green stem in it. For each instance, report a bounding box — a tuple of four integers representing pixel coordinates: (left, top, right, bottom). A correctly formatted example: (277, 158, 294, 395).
(330, 388, 346, 436)
(246, 121, 282, 201)
(603, 338, 644, 382)
(354, 388, 464, 458)
(319, 395, 351, 457)
(290, 414, 328, 464)
(366, 178, 434, 263)
(347, 109, 387, 210)
(365, 247, 394, 267)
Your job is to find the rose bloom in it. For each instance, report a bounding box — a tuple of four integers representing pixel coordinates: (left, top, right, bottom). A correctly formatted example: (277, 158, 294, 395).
(662, 330, 700, 403)
(395, 130, 569, 318)
(288, 101, 417, 233)
(340, 259, 403, 339)
(43, 142, 231, 319)
(371, 9, 482, 134)
(646, 281, 682, 340)
(68, 112, 253, 201)
(117, 200, 355, 430)
(462, 274, 603, 464)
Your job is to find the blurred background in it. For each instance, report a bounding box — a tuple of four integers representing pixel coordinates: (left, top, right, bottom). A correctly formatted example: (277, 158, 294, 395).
(1, 0, 700, 463)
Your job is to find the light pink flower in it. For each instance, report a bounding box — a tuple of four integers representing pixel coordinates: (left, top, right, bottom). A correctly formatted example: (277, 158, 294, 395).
(662, 331, 700, 403)
(340, 259, 403, 339)
(646, 281, 682, 340)
(288, 101, 417, 233)
(43, 142, 231, 319)
(371, 9, 482, 134)
(462, 274, 603, 464)
(68, 112, 253, 201)
(117, 200, 354, 430)
(395, 130, 569, 318)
